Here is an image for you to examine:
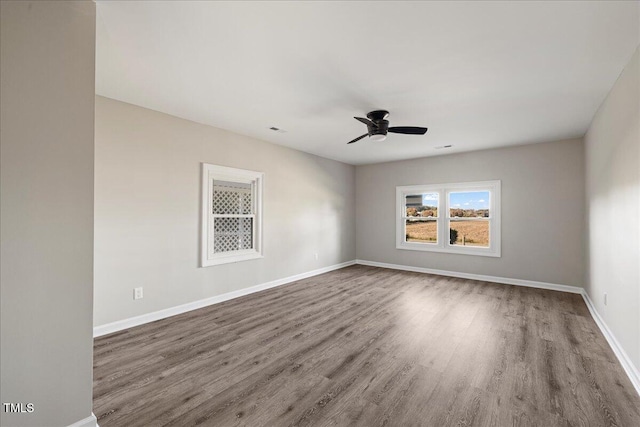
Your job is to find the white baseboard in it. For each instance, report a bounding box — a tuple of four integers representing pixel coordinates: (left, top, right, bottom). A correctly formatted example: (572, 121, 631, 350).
(67, 413, 98, 427)
(581, 291, 640, 397)
(355, 259, 583, 294)
(94, 260, 356, 337)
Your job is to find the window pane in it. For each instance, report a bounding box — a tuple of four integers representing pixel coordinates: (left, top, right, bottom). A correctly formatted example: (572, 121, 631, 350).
(449, 220, 489, 247)
(214, 217, 253, 252)
(405, 192, 438, 218)
(213, 181, 252, 214)
(405, 219, 438, 244)
(449, 191, 489, 218)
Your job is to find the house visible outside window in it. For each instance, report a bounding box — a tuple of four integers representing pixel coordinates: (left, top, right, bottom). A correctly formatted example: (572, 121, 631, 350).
(396, 180, 501, 257)
(201, 164, 263, 266)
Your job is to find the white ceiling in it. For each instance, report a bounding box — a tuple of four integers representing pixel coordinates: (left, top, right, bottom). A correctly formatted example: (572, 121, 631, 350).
(96, 1, 639, 165)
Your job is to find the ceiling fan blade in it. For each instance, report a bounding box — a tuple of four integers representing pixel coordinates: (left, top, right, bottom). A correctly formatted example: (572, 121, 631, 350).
(347, 133, 369, 144)
(354, 117, 377, 128)
(388, 126, 428, 135)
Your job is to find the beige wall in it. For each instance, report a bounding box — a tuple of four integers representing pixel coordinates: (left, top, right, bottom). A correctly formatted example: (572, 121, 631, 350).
(94, 96, 356, 327)
(356, 139, 585, 287)
(585, 47, 640, 370)
(0, 2, 96, 426)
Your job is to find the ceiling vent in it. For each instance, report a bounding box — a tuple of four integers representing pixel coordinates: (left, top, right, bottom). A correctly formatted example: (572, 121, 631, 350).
(435, 145, 453, 149)
(269, 126, 287, 133)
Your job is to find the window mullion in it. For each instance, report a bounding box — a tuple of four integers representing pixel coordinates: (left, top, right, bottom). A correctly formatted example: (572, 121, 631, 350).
(439, 189, 446, 248)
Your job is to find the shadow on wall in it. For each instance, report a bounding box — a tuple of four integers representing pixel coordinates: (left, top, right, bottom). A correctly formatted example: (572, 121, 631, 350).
(263, 152, 355, 276)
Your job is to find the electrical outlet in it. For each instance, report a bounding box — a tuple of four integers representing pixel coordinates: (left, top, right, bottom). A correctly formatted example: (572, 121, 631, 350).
(314, 252, 319, 260)
(134, 287, 143, 300)
(603, 292, 607, 306)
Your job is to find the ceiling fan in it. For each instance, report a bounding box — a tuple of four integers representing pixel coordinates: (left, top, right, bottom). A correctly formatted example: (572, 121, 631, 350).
(347, 110, 428, 144)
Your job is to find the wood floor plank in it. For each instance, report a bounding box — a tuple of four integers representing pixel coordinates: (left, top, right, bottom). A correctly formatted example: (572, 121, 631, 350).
(94, 265, 640, 426)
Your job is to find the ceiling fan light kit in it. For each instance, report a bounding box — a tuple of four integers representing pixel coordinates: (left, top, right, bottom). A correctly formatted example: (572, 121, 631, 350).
(347, 110, 428, 144)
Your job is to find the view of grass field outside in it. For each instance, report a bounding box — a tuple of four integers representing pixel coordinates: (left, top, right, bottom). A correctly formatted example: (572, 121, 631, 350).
(405, 191, 490, 247)
(448, 190, 490, 247)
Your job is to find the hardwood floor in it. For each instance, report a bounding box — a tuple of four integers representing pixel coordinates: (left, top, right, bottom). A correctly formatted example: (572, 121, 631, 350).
(93, 265, 640, 426)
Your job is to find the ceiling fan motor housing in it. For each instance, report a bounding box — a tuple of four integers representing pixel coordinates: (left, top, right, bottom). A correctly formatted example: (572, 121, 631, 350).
(367, 110, 390, 135)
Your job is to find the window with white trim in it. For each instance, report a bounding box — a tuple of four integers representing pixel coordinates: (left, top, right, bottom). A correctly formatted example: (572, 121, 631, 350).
(396, 180, 501, 257)
(201, 164, 263, 266)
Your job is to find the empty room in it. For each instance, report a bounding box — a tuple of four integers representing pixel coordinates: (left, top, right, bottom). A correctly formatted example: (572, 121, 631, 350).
(1, 1, 639, 426)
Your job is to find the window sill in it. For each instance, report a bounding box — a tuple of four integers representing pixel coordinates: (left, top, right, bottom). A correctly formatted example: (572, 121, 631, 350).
(397, 242, 501, 258)
(202, 252, 264, 267)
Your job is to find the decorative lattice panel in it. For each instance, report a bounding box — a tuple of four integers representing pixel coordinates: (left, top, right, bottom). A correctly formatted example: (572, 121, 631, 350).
(213, 182, 252, 215)
(214, 217, 253, 253)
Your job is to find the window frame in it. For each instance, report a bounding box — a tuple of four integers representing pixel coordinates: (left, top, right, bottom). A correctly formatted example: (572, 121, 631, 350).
(396, 180, 501, 257)
(201, 163, 264, 267)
